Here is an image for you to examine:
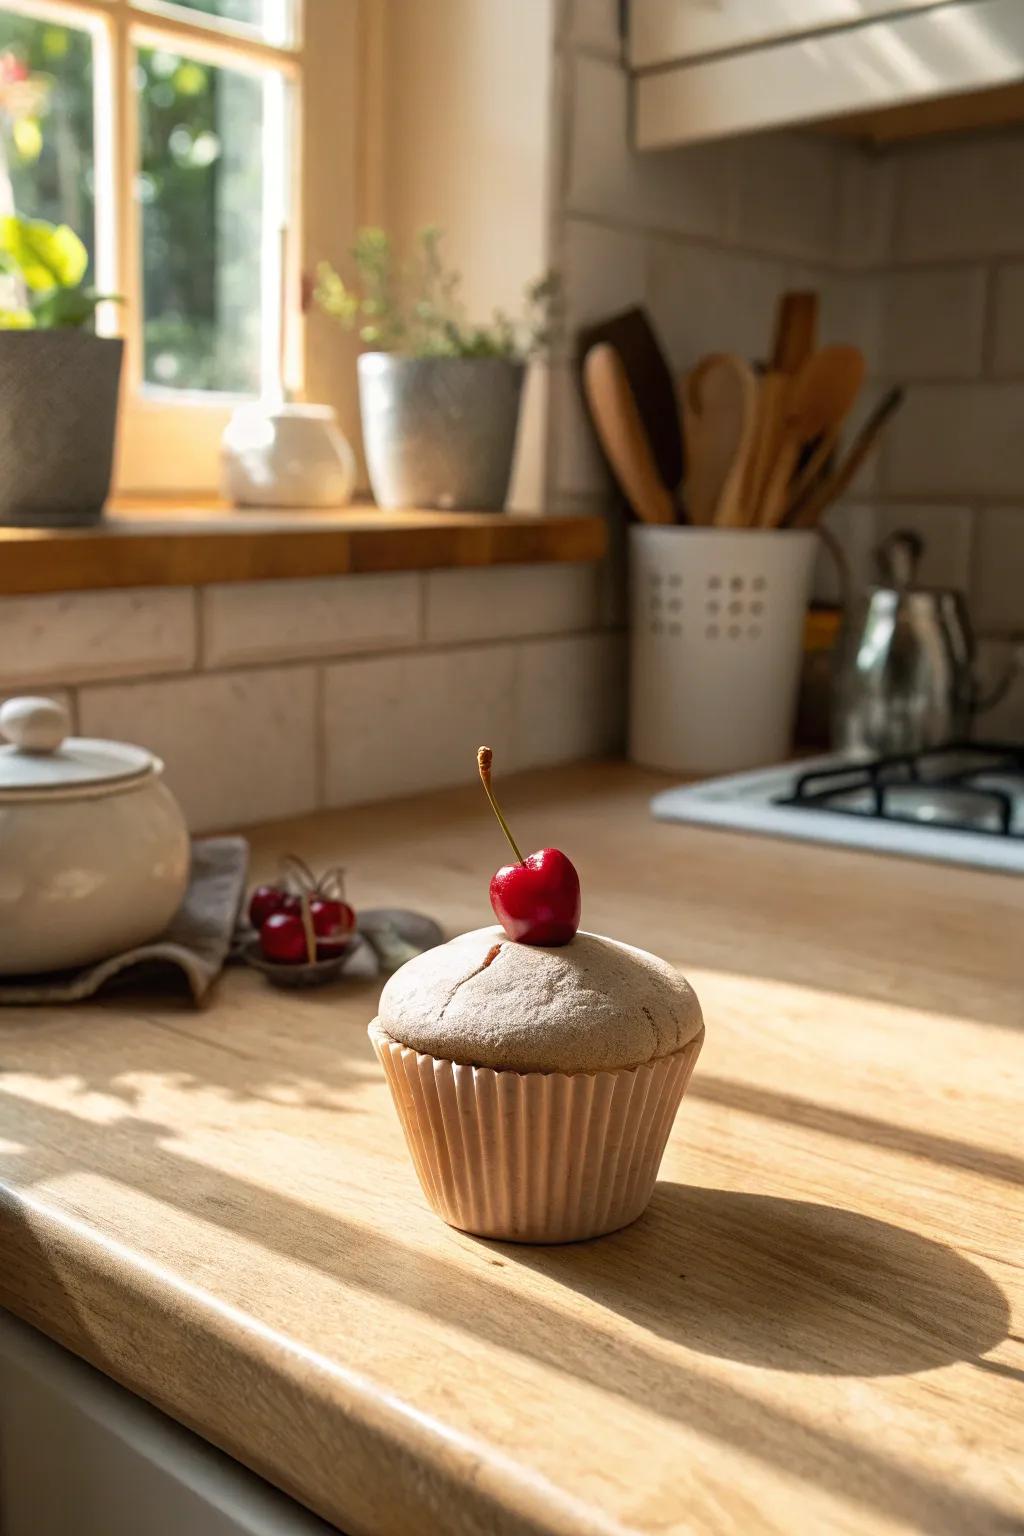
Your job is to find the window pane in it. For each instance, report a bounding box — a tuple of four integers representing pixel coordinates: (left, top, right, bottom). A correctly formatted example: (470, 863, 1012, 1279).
(0, 11, 95, 270)
(137, 47, 288, 396)
(136, 1, 295, 46)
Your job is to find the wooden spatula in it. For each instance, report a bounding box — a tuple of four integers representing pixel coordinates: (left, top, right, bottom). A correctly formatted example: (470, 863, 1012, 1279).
(758, 345, 866, 528)
(771, 291, 819, 376)
(583, 344, 677, 525)
(786, 386, 904, 529)
(578, 308, 684, 498)
(683, 354, 758, 528)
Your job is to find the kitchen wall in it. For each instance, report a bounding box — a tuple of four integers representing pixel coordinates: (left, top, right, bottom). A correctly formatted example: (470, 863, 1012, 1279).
(551, 0, 1024, 739)
(374, 0, 557, 512)
(846, 127, 1024, 739)
(0, 568, 621, 833)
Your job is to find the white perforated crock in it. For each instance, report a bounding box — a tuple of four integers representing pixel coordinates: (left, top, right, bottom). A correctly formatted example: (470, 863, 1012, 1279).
(629, 525, 817, 773)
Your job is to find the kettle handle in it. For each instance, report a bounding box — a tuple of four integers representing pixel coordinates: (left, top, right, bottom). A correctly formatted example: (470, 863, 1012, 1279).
(971, 637, 1024, 717)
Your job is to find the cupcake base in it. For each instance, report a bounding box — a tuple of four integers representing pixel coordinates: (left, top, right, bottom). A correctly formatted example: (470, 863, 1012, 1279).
(369, 1021, 704, 1244)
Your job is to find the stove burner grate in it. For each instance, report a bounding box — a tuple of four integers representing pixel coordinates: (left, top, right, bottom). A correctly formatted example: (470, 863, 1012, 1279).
(775, 744, 1024, 839)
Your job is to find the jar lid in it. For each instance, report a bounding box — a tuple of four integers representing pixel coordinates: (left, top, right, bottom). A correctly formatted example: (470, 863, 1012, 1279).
(0, 697, 157, 800)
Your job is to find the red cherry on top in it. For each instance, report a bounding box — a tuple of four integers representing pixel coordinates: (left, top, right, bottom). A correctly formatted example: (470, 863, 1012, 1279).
(477, 746, 581, 947)
(490, 848, 581, 946)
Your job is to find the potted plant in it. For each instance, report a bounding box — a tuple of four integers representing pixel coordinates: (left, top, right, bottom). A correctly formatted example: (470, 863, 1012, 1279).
(0, 213, 122, 527)
(315, 227, 559, 511)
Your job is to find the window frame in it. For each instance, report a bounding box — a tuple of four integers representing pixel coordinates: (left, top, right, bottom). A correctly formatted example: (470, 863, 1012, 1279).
(0, 0, 364, 493)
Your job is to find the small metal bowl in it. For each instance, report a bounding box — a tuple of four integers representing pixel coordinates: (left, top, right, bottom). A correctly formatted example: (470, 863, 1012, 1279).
(241, 936, 359, 990)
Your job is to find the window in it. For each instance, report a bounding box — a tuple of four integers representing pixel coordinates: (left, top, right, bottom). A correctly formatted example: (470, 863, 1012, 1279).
(0, 0, 360, 492)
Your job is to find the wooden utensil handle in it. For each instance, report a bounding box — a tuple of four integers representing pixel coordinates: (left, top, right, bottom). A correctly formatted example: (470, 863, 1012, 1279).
(583, 345, 677, 526)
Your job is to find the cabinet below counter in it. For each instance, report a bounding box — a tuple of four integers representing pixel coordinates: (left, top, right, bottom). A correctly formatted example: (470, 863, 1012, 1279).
(0, 1310, 336, 1536)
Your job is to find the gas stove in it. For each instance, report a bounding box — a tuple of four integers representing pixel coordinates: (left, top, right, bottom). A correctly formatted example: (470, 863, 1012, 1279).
(651, 745, 1024, 874)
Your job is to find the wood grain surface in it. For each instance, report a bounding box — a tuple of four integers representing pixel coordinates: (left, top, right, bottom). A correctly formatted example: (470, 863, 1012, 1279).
(0, 763, 1020, 1536)
(0, 501, 607, 596)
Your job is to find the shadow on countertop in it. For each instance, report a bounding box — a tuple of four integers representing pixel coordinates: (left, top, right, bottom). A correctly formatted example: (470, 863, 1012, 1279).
(501, 1180, 1010, 1378)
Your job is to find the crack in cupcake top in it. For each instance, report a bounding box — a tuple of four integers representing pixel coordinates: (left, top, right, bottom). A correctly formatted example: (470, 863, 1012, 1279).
(377, 926, 703, 1074)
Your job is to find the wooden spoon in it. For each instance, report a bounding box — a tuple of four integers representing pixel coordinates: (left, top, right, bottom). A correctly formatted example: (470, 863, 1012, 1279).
(583, 344, 677, 525)
(741, 371, 789, 516)
(786, 386, 904, 529)
(758, 345, 866, 528)
(683, 354, 758, 528)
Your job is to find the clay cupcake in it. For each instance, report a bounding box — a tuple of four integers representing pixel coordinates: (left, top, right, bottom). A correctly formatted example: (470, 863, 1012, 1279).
(369, 749, 705, 1243)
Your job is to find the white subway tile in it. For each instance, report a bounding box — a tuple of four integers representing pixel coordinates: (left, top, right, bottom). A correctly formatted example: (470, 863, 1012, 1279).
(425, 564, 598, 644)
(873, 504, 974, 591)
(202, 574, 420, 669)
(973, 507, 1024, 635)
(648, 238, 786, 370)
(812, 501, 877, 607)
(0, 588, 195, 689)
(877, 267, 986, 380)
(732, 132, 841, 262)
(786, 266, 879, 358)
(883, 384, 1024, 499)
(991, 263, 1024, 377)
(893, 135, 1024, 262)
(568, 55, 734, 239)
(567, 0, 621, 54)
(516, 632, 625, 766)
(840, 381, 894, 500)
(973, 638, 1024, 744)
(323, 645, 519, 807)
(562, 219, 647, 336)
(551, 361, 612, 497)
(836, 147, 895, 270)
(79, 667, 316, 833)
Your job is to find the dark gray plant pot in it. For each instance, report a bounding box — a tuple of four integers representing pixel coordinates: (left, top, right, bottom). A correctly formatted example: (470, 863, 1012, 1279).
(0, 331, 123, 527)
(358, 353, 525, 511)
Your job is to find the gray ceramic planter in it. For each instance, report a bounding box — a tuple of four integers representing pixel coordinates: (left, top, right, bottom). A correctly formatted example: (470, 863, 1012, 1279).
(358, 353, 525, 511)
(0, 331, 123, 527)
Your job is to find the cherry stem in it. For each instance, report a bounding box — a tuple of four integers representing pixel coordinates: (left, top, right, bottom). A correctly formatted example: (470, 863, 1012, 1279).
(300, 892, 317, 965)
(477, 746, 525, 865)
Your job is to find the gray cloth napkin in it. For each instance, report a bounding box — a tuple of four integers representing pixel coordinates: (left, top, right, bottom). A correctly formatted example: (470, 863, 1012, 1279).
(0, 837, 248, 1007)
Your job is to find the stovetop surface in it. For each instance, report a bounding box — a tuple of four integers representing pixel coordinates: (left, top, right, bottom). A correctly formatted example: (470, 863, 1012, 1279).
(650, 745, 1024, 873)
(779, 745, 1024, 839)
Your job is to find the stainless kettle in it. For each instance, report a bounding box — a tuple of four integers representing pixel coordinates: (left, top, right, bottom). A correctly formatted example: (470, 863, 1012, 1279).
(833, 531, 1021, 756)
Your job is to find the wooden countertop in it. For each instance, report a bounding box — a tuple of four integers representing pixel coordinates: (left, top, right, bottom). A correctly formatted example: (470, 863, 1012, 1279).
(0, 763, 1020, 1535)
(0, 499, 607, 596)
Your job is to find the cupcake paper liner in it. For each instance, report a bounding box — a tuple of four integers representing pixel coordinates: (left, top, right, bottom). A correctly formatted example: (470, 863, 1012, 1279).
(370, 1022, 704, 1243)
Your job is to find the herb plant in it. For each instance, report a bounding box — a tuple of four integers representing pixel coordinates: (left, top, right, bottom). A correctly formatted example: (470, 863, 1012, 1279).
(315, 226, 560, 360)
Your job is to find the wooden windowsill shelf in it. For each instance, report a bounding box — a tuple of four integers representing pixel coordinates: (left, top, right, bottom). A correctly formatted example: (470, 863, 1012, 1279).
(0, 499, 608, 596)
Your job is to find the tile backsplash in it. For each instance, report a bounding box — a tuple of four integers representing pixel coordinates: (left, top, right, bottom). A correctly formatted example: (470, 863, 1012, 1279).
(550, 2, 1024, 738)
(3, 567, 621, 832)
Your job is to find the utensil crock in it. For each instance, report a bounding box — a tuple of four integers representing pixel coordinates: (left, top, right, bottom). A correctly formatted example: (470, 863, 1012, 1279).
(0, 697, 190, 976)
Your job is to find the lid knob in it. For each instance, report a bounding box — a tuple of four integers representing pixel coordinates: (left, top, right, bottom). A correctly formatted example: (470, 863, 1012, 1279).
(0, 696, 70, 754)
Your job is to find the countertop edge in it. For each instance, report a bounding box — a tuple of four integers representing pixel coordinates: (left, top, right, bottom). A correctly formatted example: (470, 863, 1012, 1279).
(0, 1179, 603, 1536)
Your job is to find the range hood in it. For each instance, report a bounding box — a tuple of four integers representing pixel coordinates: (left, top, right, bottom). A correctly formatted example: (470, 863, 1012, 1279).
(631, 0, 1024, 148)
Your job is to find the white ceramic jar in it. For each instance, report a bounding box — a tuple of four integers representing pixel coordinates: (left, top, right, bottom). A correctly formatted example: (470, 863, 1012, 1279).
(221, 403, 357, 509)
(0, 697, 190, 976)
